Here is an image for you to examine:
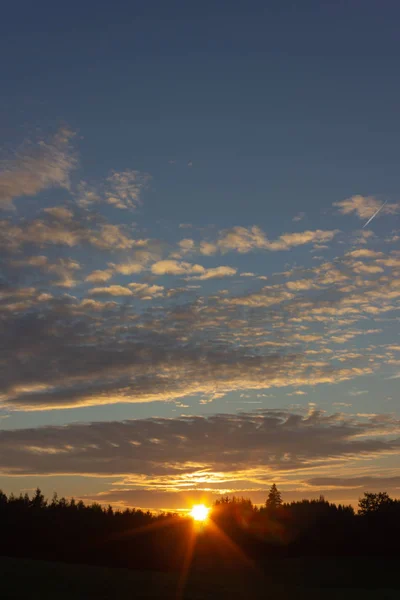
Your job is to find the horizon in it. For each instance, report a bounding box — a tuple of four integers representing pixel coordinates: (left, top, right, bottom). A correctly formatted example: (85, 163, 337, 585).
(0, 484, 375, 514)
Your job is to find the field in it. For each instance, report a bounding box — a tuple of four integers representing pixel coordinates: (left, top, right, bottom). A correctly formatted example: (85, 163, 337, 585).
(1, 555, 399, 599)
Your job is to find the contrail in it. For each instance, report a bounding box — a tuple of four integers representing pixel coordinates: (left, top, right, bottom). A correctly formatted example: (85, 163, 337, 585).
(362, 200, 387, 229)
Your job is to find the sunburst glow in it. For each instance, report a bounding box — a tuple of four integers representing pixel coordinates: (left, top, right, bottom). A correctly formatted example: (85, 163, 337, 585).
(190, 504, 210, 521)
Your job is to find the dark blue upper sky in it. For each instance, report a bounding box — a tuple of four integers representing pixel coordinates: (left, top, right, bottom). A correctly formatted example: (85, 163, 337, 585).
(2, 1, 400, 229)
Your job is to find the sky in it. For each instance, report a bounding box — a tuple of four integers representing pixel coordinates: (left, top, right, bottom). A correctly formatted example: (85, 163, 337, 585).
(0, 0, 399, 511)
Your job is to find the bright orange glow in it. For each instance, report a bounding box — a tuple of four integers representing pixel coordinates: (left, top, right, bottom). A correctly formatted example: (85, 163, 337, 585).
(190, 504, 210, 521)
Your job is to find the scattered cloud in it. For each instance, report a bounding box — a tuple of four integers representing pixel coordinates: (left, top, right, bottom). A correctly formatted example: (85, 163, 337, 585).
(78, 170, 150, 211)
(178, 238, 195, 253)
(306, 476, 400, 491)
(128, 283, 164, 298)
(151, 260, 205, 276)
(286, 279, 319, 291)
(43, 206, 74, 220)
(104, 170, 149, 210)
(1, 123, 399, 509)
(334, 195, 398, 220)
(85, 270, 113, 283)
(9, 255, 49, 269)
(89, 285, 133, 297)
(191, 266, 237, 280)
(0, 411, 398, 504)
(0, 216, 140, 251)
(346, 249, 384, 259)
(222, 285, 294, 307)
(199, 241, 218, 255)
(0, 128, 76, 210)
(199, 226, 339, 255)
(269, 229, 339, 251)
(46, 258, 81, 288)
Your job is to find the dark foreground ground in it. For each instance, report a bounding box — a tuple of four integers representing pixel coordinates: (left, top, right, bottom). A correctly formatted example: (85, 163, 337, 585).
(1, 555, 399, 599)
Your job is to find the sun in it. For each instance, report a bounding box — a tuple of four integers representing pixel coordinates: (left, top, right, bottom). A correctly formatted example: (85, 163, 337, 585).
(190, 504, 210, 521)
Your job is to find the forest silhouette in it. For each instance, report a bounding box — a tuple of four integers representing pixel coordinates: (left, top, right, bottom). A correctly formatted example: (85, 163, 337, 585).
(1, 484, 399, 572)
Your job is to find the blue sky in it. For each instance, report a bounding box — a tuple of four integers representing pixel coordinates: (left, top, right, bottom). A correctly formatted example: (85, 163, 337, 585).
(0, 1, 399, 510)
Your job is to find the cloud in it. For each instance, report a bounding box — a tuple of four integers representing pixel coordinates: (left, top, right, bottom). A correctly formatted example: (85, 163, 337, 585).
(151, 260, 205, 276)
(112, 262, 146, 275)
(9, 255, 49, 268)
(89, 285, 133, 297)
(268, 230, 338, 251)
(0, 411, 398, 495)
(222, 285, 294, 307)
(0, 216, 140, 251)
(89, 283, 164, 299)
(81, 489, 223, 511)
(79, 478, 400, 509)
(0, 128, 76, 210)
(214, 226, 269, 253)
(334, 195, 398, 220)
(346, 249, 384, 259)
(178, 238, 195, 254)
(78, 170, 150, 211)
(350, 261, 384, 274)
(88, 224, 142, 250)
(104, 170, 150, 210)
(376, 256, 400, 268)
(1, 235, 399, 414)
(385, 233, 400, 244)
(170, 238, 197, 259)
(351, 229, 375, 245)
(191, 266, 237, 280)
(199, 226, 339, 254)
(0, 286, 53, 313)
(306, 476, 400, 490)
(1, 137, 399, 421)
(110, 247, 158, 276)
(6, 255, 80, 288)
(199, 241, 218, 256)
(85, 270, 113, 283)
(46, 258, 81, 288)
(1, 287, 382, 412)
(286, 279, 319, 291)
(43, 206, 74, 220)
(0, 219, 79, 249)
(128, 283, 164, 298)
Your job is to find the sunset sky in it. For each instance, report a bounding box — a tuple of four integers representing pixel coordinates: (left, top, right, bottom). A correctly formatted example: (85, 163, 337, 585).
(1, 1, 400, 511)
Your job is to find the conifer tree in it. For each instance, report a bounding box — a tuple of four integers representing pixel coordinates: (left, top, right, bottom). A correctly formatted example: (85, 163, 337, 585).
(266, 483, 282, 510)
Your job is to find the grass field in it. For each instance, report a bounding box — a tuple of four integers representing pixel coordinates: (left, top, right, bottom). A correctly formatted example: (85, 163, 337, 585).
(1, 555, 399, 599)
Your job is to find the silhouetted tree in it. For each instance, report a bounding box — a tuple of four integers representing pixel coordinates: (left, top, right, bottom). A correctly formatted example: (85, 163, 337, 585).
(358, 491, 393, 515)
(0, 486, 399, 569)
(30, 487, 46, 510)
(0, 490, 7, 507)
(266, 483, 282, 510)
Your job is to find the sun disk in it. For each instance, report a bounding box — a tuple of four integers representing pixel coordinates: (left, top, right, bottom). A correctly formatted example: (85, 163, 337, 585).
(190, 504, 210, 521)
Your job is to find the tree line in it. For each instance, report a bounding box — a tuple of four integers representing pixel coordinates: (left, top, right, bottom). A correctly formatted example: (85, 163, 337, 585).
(0, 485, 399, 570)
